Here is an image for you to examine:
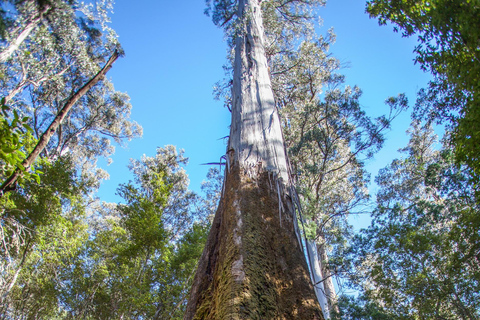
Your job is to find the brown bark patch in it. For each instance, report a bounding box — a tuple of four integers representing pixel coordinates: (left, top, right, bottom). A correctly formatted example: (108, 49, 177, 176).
(184, 164, 324, 320)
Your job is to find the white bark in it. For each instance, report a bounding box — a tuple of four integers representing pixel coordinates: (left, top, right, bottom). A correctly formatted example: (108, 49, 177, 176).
(0, 6, 49, 63)
(318, 242, 338, 312)
(229, 0, 290, 182)
(307, 240, 330, 319)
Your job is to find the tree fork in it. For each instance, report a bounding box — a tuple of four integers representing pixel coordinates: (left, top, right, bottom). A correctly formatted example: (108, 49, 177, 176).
(0, 50, 119, 195)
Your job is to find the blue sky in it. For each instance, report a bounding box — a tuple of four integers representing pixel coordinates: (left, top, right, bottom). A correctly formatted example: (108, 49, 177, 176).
(99, 0, 432, 225)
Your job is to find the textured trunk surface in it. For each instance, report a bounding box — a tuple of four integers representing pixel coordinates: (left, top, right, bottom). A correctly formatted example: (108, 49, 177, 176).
(228, 0, 289, 182)
(184, 0, 323, 318)
(184, 165, 323, 319)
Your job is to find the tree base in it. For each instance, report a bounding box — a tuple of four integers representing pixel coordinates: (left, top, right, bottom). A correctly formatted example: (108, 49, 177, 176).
(184, 164, 324, 320)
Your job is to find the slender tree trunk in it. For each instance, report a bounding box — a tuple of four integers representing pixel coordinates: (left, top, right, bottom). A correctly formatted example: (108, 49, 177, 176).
(3, 242, 30, 298)
(307, 240, 330, 319)
(0, 5, 50, 63)
(0, 50, 119, 194)
(184, 0, 323, 318)
(317, 241, 338, 315)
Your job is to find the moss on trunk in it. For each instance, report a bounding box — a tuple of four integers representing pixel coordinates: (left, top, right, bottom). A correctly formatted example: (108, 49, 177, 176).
(184, 164, 324, 320)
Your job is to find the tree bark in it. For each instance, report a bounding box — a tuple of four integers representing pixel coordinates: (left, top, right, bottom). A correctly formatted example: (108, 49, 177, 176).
(184, 0, 323, 318)
(0, 50, 119, 194)
(307, 240, 330, 319)
(317, 241, 338, 315)
(0, 5, 50, 63)
(228, 0, 289, 182)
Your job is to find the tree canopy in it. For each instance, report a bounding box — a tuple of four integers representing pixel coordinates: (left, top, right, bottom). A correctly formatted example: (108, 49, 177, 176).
(367, 0, 480, 194)
(335, 122, 480, 319)
(0, 0, 479, 318)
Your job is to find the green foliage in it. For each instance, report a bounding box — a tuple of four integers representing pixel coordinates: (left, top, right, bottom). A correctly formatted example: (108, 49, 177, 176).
(0, 0, 142, 187)
(331, 295, 393, 320)
(62, 146, 210, 319)
(262, 3, 408, 302)
(206, 0, 326, 43)
(209, 2, 408, 311)
(338, 122, 480, 319)
(1, 3, 208, 317)
(0, 1, 158, 318)
(0, 0, 13, 39)
(0, 155, 90, 318)
(200, 167, 223, 221)
(0, 97, 40, 187)
(208, 0, 401, 248)
(1, 146, 213, 319)
(367, 0, 480, 195)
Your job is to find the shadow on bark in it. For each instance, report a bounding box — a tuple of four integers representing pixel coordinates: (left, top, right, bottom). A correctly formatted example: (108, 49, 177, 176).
(185, 164, 324, 320)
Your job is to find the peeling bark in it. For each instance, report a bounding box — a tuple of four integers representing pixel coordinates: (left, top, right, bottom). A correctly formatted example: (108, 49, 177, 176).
(228, 0, 289, 182)
(184, 0, 323, 318)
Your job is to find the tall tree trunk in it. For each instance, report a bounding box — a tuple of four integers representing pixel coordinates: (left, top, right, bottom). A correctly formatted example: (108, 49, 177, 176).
(184, 0, 323, 319)
(307, 240, 330, 319)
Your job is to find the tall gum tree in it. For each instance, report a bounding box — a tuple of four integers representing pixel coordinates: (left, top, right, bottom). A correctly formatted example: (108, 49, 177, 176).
(184, 0, 323, 318)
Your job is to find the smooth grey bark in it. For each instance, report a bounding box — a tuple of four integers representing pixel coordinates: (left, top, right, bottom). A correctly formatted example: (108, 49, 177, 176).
(228, 0, 290, 182)
(307, 239, 330, 319)
(317, 241, 338, 315)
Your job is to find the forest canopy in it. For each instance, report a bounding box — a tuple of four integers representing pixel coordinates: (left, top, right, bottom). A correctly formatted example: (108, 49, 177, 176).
(0, 0, 479, 319)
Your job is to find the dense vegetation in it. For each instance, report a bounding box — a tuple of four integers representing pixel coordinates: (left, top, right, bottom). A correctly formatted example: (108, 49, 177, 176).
(0, 1, 217, 318)
(329, 1, 480, 318)
(0, 0, 478, 319)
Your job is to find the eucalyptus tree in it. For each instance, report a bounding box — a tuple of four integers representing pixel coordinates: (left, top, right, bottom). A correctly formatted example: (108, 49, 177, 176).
(337, 122, 480, 319)
(283, 88, 405, 314)
(265, 20, 406, 311)
(185, 0, 328, 318)
(208, 0, 405, 315)
(0, 0, 141, 317)
(0, 155, 91, 319)
(0, 146, 212, 319)
(57, 146, 209, 320)
(0, 0, 141, 187)
(0, 49, 120, 194)
(0, 0, 51, 62)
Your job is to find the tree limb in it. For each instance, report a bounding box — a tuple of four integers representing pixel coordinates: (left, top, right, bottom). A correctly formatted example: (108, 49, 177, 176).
(0, 50, 120, 195)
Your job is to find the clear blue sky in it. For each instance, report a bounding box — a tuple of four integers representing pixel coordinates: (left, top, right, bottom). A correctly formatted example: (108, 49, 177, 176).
(99, 0, 432, 227)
